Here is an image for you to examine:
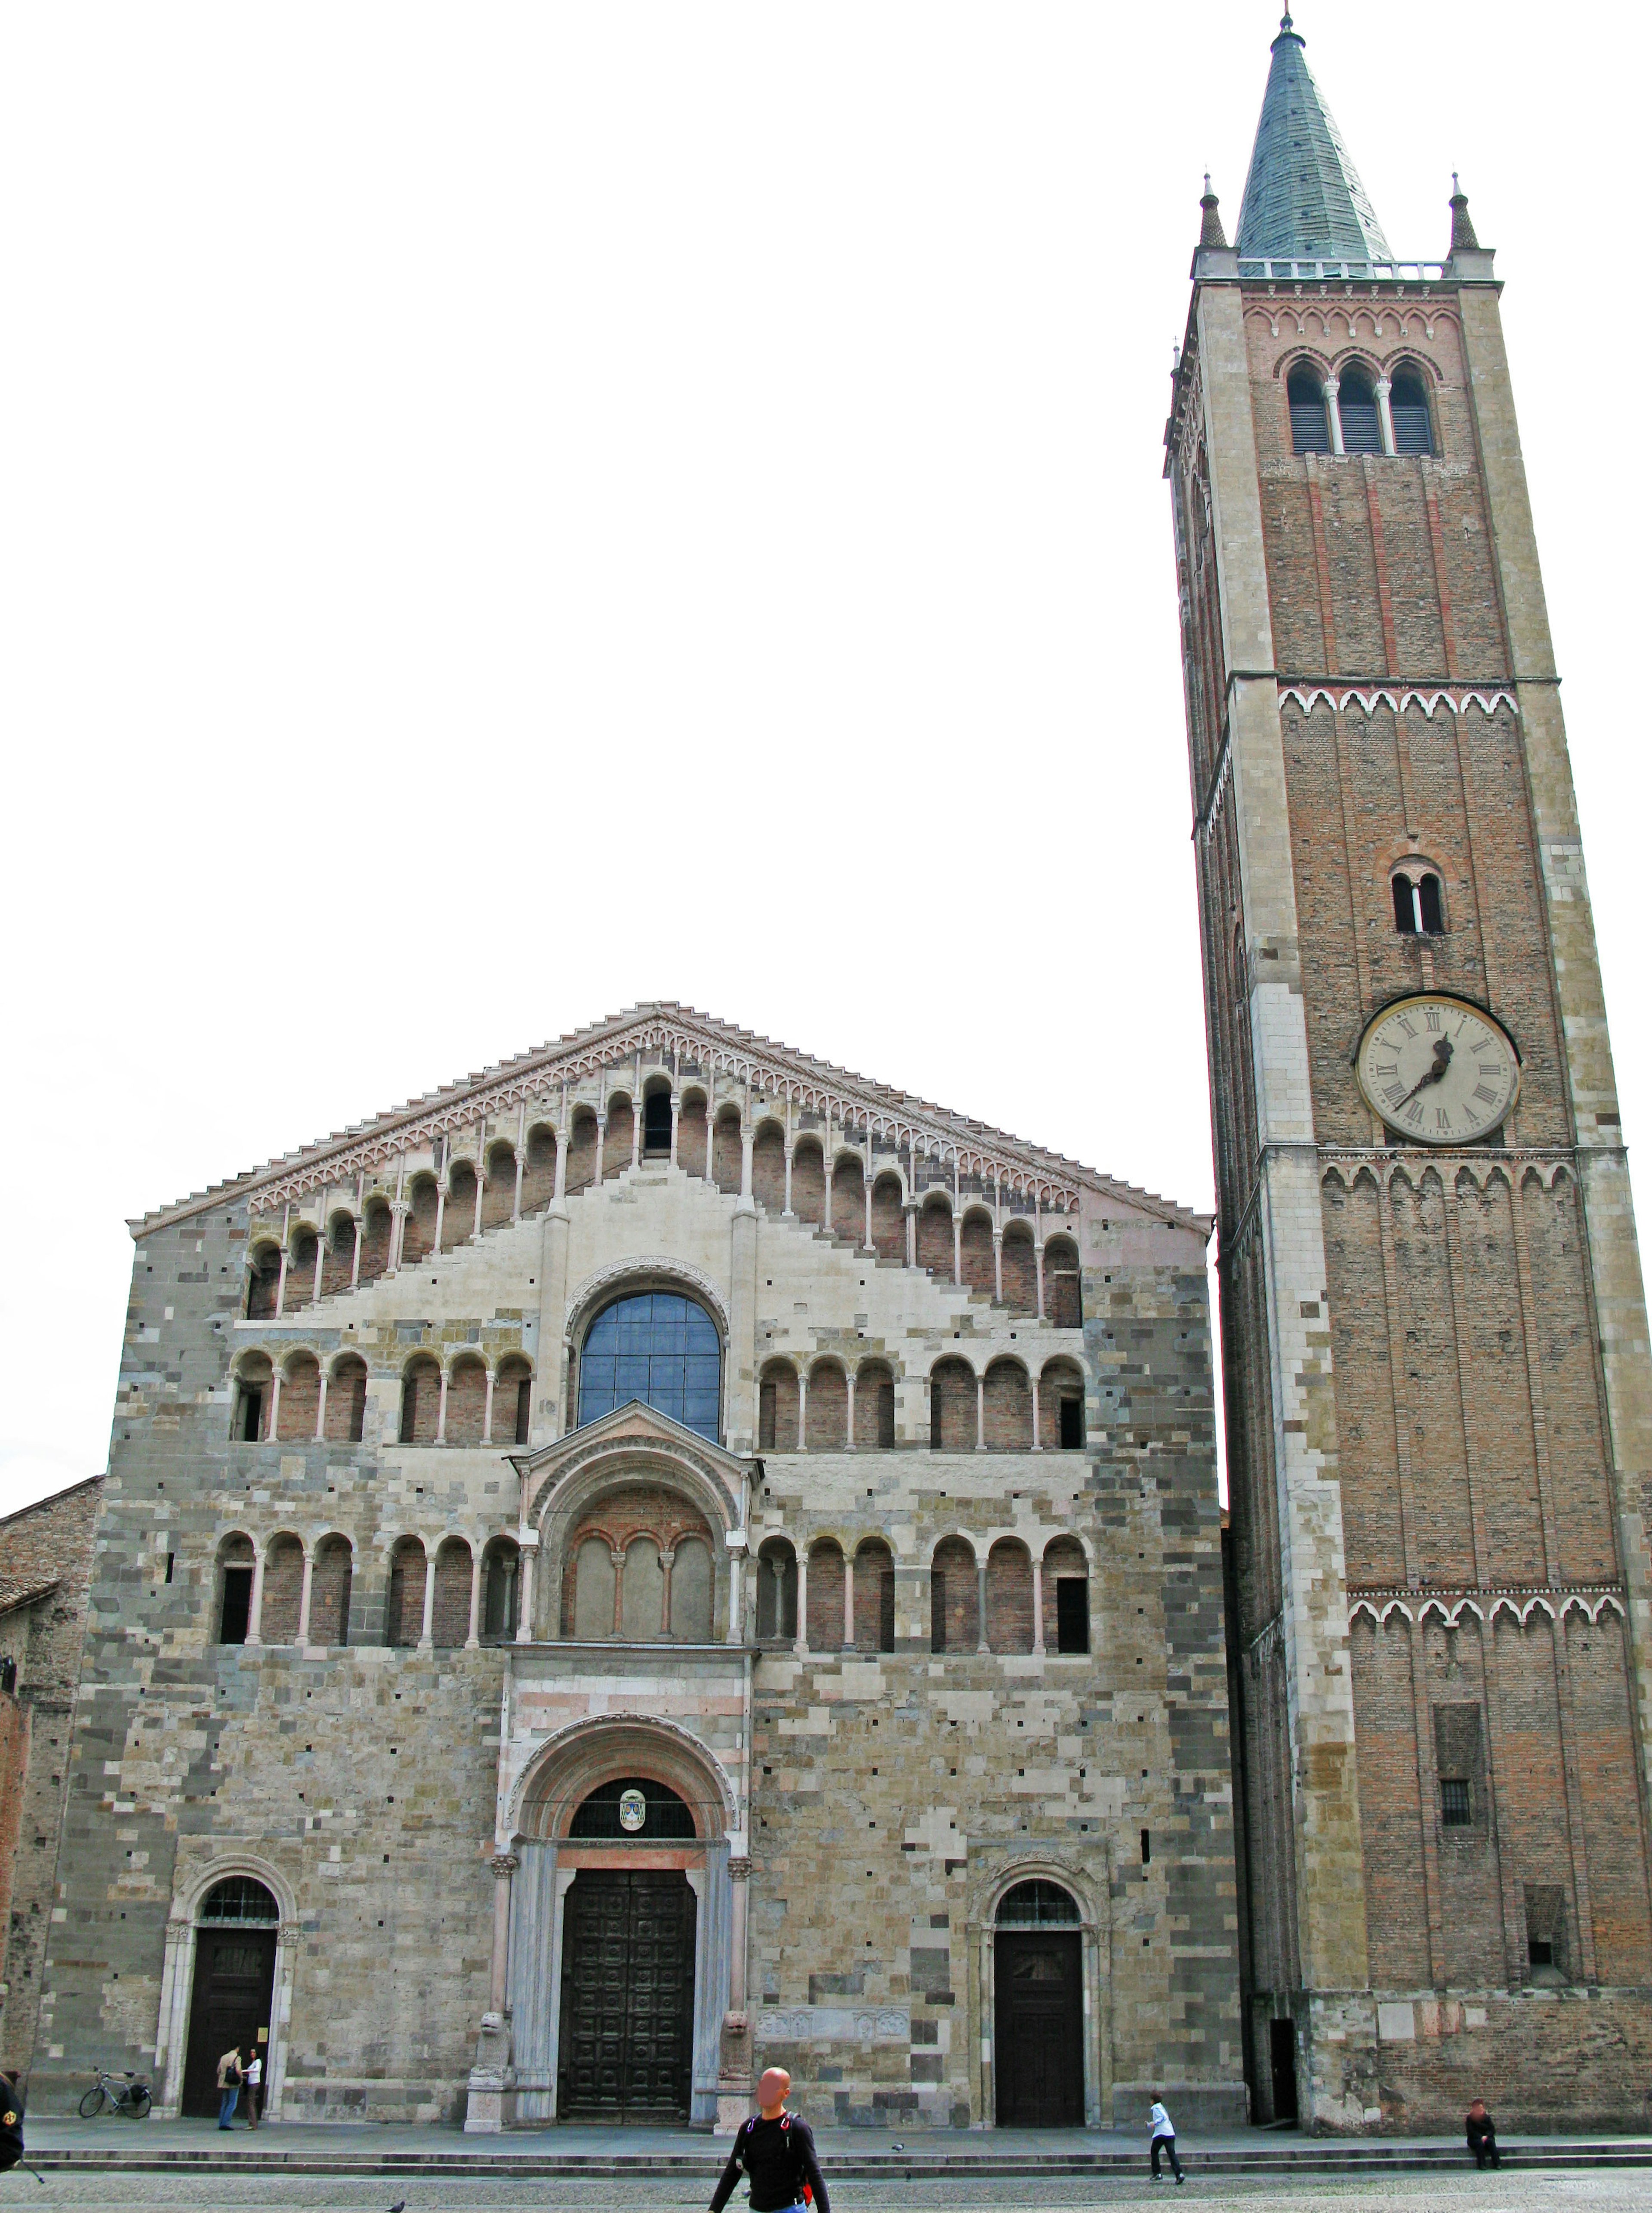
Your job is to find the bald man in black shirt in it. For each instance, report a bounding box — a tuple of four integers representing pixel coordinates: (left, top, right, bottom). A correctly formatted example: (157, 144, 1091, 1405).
(710, 2068, 830, 2213)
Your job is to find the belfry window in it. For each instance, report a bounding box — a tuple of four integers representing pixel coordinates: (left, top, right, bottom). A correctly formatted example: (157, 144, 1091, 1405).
(1390, 364, 1434, 456)
(1392, 869, 1444, 935)
(1338, 367, 1383, 455)
(577, 1291, 722, 1441)
(643, 1087, 672, 1157)
(1287, 364, 1331, 455)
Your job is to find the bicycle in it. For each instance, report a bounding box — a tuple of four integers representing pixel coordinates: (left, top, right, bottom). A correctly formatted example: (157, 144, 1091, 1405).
(77, 2070, 151, 2119)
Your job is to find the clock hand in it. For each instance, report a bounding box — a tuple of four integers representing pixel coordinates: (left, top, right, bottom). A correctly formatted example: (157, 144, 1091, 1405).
(1395, 1036, 1454, 1109)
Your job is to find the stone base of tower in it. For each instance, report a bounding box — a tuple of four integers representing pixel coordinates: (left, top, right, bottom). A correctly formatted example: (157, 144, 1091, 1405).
(1255, 1988, 1652, 2132)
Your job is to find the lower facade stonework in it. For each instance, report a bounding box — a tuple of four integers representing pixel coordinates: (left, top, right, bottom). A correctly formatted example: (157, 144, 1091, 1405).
(1256, 1989, 1652, 2133)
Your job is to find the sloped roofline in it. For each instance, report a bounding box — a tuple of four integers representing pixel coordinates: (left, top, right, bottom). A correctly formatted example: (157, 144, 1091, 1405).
(129, 1002, 1211, 1240)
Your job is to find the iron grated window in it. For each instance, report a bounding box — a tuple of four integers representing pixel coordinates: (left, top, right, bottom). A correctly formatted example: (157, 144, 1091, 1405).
(1440, 1777, 1472, 1826)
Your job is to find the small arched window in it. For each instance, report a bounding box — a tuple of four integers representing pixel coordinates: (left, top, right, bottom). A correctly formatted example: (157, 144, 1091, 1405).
(1390, 363, 1435, 456)
(1287, 363, 1331, 455)
(1392, 869, 1445, 935)
(643, 1085, 672, 1157)
(996, 1878, 1079, 1926)
(1338, 366, 1383, 455)
(570, 1777, 696, 1840)
(577, 1291, 721, 1441)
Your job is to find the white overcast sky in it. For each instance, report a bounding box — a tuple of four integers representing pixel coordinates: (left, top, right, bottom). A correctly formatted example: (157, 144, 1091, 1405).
(3, 4, 1648, 1519)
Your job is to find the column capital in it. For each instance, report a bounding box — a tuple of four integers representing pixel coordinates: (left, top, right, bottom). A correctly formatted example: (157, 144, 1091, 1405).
(727, 1855, 753, 1878)
(490, 1852, 520, 1879)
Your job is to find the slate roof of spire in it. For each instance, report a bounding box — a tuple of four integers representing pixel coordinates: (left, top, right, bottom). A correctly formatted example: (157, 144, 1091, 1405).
(1236, 12, 1392, 262)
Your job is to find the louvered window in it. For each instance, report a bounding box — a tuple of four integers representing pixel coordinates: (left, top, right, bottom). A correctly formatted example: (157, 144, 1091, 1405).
(1338, 371, 1383, 454)
(1287, 364, 1330, 454)
(1390, 366, 1434, 455)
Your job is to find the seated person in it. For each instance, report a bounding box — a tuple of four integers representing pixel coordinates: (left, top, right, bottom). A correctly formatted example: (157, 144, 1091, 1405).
(1465, 2098, 1499, 2169)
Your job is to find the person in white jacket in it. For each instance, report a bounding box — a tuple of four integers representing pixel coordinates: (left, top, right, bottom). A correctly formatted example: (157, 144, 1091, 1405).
(1149, 2095, 1184, 2183)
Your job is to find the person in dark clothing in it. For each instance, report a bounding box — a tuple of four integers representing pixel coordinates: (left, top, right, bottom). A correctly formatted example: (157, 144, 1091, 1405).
(1466, 2098, 1500, 2168)
(710, 2068, 830, 2213)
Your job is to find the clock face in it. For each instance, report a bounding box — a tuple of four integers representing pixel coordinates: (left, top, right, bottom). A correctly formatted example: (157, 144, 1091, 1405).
(1356, 994, 1520, 1144)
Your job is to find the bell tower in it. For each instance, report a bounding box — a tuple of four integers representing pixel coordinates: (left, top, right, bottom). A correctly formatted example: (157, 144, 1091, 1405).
(1169, 13, 1652, 2129)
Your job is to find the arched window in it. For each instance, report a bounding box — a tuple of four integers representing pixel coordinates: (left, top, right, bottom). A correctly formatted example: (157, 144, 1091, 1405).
(752, 1123, 786, 1211)
(577, 1292, 722, 1441)
(275, 1354, 320, 1443)
(216, 1535, 255, 1645)
(791, 1139, 825, 1225)
(807, 1539, 846, 1652)
(570, 1777, 696, 1840)
(712, 1108, 742, 1195)
(446, 1355, 487, 1446)
(323, 1212, 355, 1296)
(1041, 1358, 1086, 1450)
(1338, 364, 1383, 454)
(854, 1538, 896, 1653)
(930, 1536, 979, 1653)
(446, 1161, 478, 1250)
(855, 1358, 896, 1448)
(983, 1358, 1032, 1450)
(498, 1354, 533, 1446)
(1392, 868, 1444, 935)
(869, 1173, 904, 1261)
(643, 1085, 673, 1158)
(805, 1361, 848, 1450)
(756, 1538, 798, 1640)
(986, 1537, 1034, 1655)
(917, 1196, 953, 1279)
(286, 1228, 318, 1312)
(199, 1876, 279, 1926)
(386, 1537, 427, 1647)
(1001, 1222, 1037, 1312)
(565, 1110, 599, 1195)
(676, 1092, 708, 1179)
(431, 1538, 473, 1648)
(1045, 1535, 1090, 1654)
(522, 1123, 558, 1212)
(399, 1355, 440, 1445)
(232, 1356, 271, 1443)
(830, 1156, 865, 1244)
(930, 1358, 975, 1451)
(309, 1534, 353, 1645)
(326, 1354, 367, 1444)
(960, 1210, 995, 1297)
(758, 1359, 799, 1451)
(996, 1878, 1079, 1926)
(403, 1174, 438, 1265)
(481, 1143, 516, 1233)
(358, 1197, 393, 1285)
(1390, 363, 1434, 456)
(481, 1536, 520, 1642)
(1044, 1235, 1082, 1328)
(603, 1096, 635, 1180)
(1287, 363, 1331, 455)
(260, 1534, 304, 1643)
(245, 1245, 280, 1321)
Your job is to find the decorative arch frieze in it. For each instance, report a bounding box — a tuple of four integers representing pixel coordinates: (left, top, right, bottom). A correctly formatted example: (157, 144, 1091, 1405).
(1279, 685, 1519, 721)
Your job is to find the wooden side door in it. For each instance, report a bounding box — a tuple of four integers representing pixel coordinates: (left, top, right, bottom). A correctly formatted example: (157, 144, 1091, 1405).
(180, 1929, 277, 2117)
(994, 1929, 1083, 2126)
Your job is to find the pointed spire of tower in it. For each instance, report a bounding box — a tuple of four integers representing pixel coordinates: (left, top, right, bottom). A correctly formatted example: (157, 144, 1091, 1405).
(1199, 173, 1229, 250)
(1448, 173, 1480, 253)
(1236, 13, 1393, 262)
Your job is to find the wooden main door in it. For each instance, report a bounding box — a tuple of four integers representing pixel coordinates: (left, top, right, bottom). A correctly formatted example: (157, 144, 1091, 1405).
(180, 1929, 277, 2117)
(994, 1929, 1083, 2126)
(557, 1870, 696, 2120)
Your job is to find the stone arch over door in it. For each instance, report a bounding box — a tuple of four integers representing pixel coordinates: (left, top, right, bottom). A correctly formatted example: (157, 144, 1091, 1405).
(969, 1859, 1108, 2130)
(502, 1718, 740, 2129)
(156, 1853, 298, 2123)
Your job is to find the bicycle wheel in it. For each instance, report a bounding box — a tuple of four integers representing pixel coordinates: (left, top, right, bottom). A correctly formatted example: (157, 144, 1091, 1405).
(124, 2087, 152, 2119)
(78, 2083, 108, 2117)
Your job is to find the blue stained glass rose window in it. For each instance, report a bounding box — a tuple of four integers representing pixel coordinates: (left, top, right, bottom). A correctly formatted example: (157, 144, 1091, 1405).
(577, 1293, 722, 1441)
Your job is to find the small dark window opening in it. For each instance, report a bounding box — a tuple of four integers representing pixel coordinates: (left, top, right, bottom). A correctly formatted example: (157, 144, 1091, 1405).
(1058, 1395, 1084, 1450)
(1287, 364, 1330, 455)
(996, 1879, 1079, 1926)
(1528, 1937, 1553, 1966)
(1338, 369, 1383, 454)
(1392, 870, 1444, 935)
(0, 1657, 16, 1697)
(1141, 1827, 1151, 1866)
(643, 1090, 672, 1156)
(515, 1378, 531, 1445)
(1440, 1777, 1472, 1826)
(1390, 367, 1434, 456)
(237, 1386, 264, 1443)
(164, 1553, 175, 1585)
(1056, 1577, 1090, 1654)
(399, 1374, 419, 1445)
(219, 1566, 253, 1645)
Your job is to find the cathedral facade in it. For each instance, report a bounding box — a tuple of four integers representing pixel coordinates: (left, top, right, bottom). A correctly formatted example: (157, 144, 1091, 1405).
(34, 1006, 1239, 2129)
(1171, 13, 1652, 2133)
